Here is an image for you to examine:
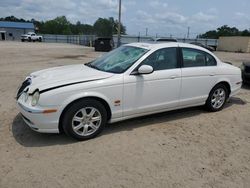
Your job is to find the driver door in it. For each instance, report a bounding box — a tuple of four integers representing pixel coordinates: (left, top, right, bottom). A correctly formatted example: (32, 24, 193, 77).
(123, 47, 181, 117)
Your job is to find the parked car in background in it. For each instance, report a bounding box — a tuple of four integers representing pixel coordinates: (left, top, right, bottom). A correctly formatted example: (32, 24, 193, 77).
(16, 42, 242, 141)
(241, 62, 250, 84)
(190, 42, 215, 52)
(94, 37, 114, 52)
(149, 37, 178, 42)
(21, 32, 43, 42)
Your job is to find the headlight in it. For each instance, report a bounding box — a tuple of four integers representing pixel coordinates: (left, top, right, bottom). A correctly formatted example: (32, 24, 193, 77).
(31, 91, 40, 106)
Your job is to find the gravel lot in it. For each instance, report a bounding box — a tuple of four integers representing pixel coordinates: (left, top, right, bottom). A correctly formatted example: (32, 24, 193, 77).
(0, 42, 250, 188)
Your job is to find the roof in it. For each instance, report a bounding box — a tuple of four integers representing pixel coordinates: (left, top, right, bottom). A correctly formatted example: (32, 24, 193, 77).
(0, 21, 34, 29)
(126, 42, 211, 52)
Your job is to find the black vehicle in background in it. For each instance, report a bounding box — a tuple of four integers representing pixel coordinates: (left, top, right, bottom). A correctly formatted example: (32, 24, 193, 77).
(190, 42, 215, 52)
(241, 62, 250, 84)
(94, 38, 114, 52)
(149, 38, 178, 42)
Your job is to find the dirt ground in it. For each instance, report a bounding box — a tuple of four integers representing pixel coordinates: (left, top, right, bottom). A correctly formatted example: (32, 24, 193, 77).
(0, 41, 250, 188)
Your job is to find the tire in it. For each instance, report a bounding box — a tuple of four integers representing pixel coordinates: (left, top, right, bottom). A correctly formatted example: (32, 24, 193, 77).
(39, 38, 42, 42)
(28, 37, 31, 42)
(62, 99, 107, 141)
(21, 39, 24, 42)
(205, 84, 229, 112)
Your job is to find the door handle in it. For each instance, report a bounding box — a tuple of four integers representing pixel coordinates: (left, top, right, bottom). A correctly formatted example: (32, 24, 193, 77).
(209, 73, 215, 76)
(170, 75, 177, 79)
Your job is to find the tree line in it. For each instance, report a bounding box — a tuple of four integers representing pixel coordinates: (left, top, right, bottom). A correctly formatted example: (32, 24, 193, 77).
(0, 15, 126, 37)
(198, 25, 250, 39)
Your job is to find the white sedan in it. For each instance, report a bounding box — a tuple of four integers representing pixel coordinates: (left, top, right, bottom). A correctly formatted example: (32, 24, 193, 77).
(16, 42, 242, 140)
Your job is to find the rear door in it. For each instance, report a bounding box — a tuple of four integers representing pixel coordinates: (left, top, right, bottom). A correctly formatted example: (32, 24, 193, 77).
(180, 47, 218, 106)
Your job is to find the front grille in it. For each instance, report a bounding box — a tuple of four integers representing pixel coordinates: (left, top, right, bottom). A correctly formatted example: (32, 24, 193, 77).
(245, 66, 250, 73)
(17, 78, 31, 99)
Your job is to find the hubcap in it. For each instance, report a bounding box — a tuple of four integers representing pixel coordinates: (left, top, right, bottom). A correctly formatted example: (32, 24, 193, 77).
(72, 107, 102, 136)
(211, 88, 226, 109)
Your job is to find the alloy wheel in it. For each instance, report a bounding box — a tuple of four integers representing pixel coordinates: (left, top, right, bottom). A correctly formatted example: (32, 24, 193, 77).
(211, 88, 226, 109)
(72, 107, 102, 136)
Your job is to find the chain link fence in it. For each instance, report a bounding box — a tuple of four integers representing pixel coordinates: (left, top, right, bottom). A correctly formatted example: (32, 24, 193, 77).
(40, 34, 218, 49)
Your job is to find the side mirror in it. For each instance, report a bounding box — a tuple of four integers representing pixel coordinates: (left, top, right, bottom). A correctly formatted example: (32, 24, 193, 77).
(137, 65, 154, 74)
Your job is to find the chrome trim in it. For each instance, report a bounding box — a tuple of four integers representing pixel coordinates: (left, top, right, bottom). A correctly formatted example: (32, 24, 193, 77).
(18, 102, 43, 113)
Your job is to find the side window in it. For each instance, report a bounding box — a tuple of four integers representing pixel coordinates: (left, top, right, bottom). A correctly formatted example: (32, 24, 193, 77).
(142, 48, 178, 71)
(182, 48, 217, 67)
(182, 48, 206, 67)
(206, 53, 217, 66)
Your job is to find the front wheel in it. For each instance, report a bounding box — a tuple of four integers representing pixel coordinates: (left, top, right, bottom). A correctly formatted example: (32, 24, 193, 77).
(205, 84, 229, 112)
(62, 99, 107, 141)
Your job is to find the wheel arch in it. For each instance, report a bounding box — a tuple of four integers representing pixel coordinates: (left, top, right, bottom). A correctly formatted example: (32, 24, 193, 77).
(207, 80, 231, 102)
(214, 80, 231, 96)
(58, 96, 112, 134)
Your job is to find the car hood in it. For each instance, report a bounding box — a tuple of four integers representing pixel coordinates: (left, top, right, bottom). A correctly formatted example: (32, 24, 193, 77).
(28, 64, 114, 93)
(21, 34, 29, 37)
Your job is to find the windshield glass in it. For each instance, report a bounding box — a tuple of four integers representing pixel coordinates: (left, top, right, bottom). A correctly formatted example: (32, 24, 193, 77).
(86, 46, 149, 73)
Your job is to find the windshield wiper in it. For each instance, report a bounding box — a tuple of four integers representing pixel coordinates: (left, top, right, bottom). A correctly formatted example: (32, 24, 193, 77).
(85, 63, 101, 71)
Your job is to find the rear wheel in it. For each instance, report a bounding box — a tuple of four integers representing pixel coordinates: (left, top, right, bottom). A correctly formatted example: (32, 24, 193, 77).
(206, 84, 229, 112)
(62, 99, 107, 141)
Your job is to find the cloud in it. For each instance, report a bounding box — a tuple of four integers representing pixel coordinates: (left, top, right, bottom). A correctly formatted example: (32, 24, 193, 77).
(234, 12, 250, 20)
(192, 12, 217, 22)
(0, 0, 122, 24)
(233, 12, 250, 29)
(0, 0, 249, 36)
(149, 1, 168, 8)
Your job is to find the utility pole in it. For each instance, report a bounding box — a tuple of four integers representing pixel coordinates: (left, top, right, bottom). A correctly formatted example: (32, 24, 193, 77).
(117, 0, 122, 47)
(187, 26, 190, 39)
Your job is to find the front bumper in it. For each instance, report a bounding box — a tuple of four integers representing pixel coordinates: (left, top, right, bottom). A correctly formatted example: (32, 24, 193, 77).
(17, 100, 60, 133)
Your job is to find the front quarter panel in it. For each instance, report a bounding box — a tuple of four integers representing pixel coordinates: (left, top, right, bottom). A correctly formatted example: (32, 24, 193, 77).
(38, 75, 124, 120)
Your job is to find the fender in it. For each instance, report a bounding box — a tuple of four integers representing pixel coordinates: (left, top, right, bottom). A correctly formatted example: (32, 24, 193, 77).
(60, 91, 113, 111)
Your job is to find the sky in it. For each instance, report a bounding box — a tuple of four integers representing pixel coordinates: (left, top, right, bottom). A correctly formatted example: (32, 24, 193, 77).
(1, 0, 250, 38)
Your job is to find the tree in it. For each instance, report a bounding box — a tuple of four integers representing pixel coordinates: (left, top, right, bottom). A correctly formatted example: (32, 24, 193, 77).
(93, 18, 113, 37)
(241, 29, 250, 36)
(0, 15, 126, 36)
(42, 16, 72, 34)
(93, 17, 126, 37)
(198, 25, 249, 39)
(108, 17, 126, 35)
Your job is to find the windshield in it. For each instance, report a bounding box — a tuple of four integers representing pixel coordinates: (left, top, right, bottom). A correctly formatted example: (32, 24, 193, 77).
(86, 46, 149, 73)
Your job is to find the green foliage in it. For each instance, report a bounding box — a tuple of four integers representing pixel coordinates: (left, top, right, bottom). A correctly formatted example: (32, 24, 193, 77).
(93, 17, 126, 37)
(198, 25, 250, 39)
(108, 17, 126, 35)
(41, 16, 72, 34)
(94, 18, 113, 37)
(0, 15, 126, 36)
(0, 15, 26, 22)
